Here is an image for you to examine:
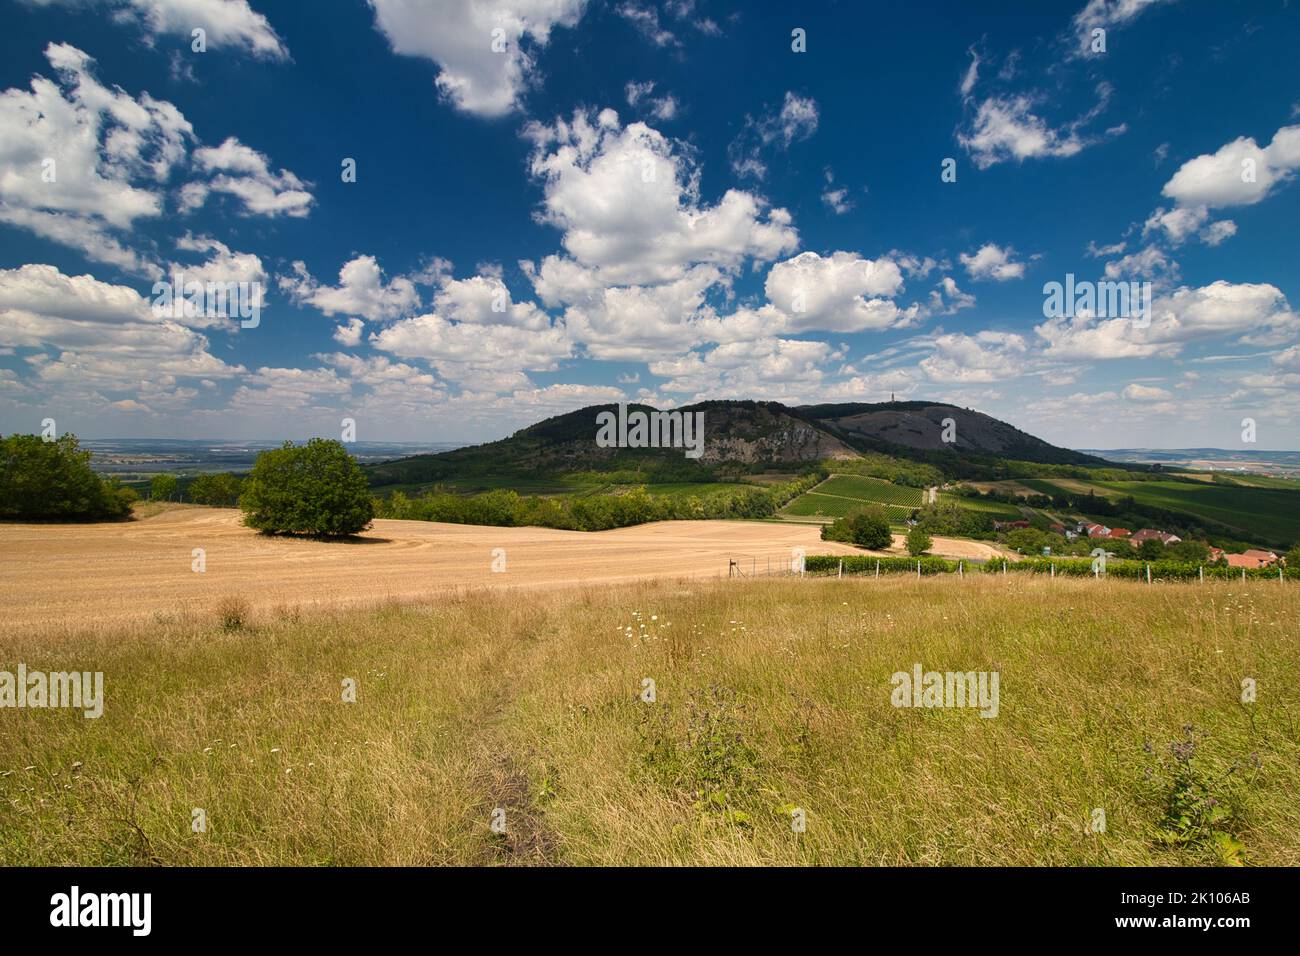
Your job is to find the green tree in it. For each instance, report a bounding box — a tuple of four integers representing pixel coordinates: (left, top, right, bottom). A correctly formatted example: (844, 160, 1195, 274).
(1284, 545, 1300, 568)
(1137, 538, 1166, 561)
(239, 438, 374, 537)
(0, 433, 133, 520)
(190, 472, 242, 506)
(150, 473, 179, 501)
(905, 525, 933, 556)
(1003, 527, 1049, 555)
(822, 506, 893, 550)
(1167, 539, 1211, 563)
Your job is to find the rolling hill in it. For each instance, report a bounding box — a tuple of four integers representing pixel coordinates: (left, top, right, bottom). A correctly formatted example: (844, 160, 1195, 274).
(797, 401, 1108, 467)
(367, 399, 1105, 488)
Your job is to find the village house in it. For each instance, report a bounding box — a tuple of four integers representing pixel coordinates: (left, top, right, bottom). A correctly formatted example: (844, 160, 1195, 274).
(1226, 549, 1278, 569)
(1130, 528, 1182, 546)
(993, 519, 1031, 531)
(1107, 527, 1131, 539)
(1084, 522, 1111, 538)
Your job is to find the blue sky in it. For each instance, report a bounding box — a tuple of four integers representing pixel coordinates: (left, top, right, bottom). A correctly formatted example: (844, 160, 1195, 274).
(1, 0, 1298, 449)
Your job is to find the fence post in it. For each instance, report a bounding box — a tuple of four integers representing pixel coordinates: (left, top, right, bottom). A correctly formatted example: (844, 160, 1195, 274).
(1146, 563, 1151, 584)
(838, 559, 843, 579)
(1199, 566, 1204, 584)
(1050, 562, 1055, 579)
(959, 560, 963, 579)
(1242, 568, 1247, 582)
(875, 559, 880, 579)
(1002, 560, 1007, 576)
(917, 559, 921, 579)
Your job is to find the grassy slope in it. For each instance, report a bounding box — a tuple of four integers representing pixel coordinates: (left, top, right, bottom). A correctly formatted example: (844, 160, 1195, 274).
(3, 576, 1296, 866)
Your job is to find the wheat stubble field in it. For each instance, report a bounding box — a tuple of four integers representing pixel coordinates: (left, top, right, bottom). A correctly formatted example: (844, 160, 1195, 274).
(0, 505, 1003, 632)
(1, 513, 1297, 865)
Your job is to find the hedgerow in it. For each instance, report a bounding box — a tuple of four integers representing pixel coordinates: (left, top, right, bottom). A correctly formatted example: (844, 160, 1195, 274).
(374, 472, 824, 532)
(803, 554, 1299, 581)
(983, 558, 1300, 581)
(805, 555, 958, 575)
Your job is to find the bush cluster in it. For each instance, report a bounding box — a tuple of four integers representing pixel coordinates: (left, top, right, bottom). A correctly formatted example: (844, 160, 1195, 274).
(819, 506, 893, 550)
(375, 473, 822, 532)
(0, 433, 135, 520)
(805, 554, 958, 575)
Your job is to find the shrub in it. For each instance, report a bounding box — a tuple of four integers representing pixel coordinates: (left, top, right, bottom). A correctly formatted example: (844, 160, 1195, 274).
(216, 596, 250, 631)
(1143, 725, 1249, 865)
(821, 506, 893, 550)
(239, 438, 374, 537)
(905, 525, 933, 556)
(0, 433, 134, 520)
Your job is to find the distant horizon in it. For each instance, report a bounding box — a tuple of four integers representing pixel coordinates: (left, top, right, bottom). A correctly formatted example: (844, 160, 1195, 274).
(62, 435, 1300, 456)
(3, 2, 1300, 450)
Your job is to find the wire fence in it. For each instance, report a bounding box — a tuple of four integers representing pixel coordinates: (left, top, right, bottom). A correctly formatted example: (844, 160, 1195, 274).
(729, 553, 1298, 584)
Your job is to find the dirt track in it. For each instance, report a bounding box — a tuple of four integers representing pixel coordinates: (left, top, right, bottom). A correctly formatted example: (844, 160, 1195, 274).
(0, 507, 1004, 632)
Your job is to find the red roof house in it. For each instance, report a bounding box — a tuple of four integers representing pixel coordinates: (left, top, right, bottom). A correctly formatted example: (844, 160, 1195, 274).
(1131, 529, 1182, 546)
(1227, 550, 1277, 569)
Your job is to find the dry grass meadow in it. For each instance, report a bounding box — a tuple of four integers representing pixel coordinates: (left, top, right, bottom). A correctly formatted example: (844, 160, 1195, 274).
(2, 558, 1297, 866)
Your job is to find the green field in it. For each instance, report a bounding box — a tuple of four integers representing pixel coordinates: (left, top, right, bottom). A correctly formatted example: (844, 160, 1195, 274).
(982, 477, 1300, 546)
(1213, 474, 1300, 491)
(781, 474, 923, 520)
(937, 493, 1024, 520)
(1093, 480, 1300, 544)
(782, 493, 886, 519)
(816, 475, 925, 506)
(1019, 478, 1071, 497)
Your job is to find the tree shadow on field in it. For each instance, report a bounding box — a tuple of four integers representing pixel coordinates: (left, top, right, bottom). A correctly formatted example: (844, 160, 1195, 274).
(253, 530, 394, 545)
